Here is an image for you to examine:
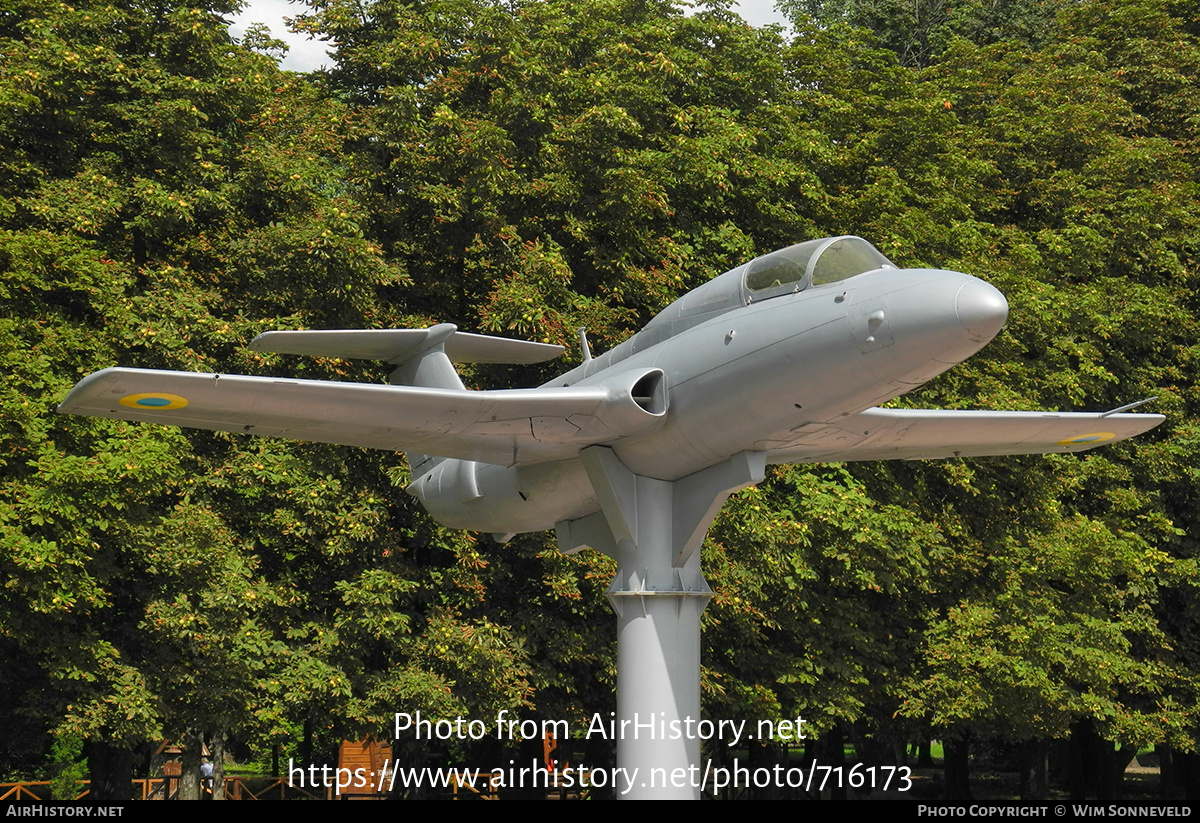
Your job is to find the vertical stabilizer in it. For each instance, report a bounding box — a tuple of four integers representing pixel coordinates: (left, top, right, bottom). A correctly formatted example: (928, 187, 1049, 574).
(386, 323, 465, 390)
(247, 322, 564, 476)
(385, 324, 463, 474)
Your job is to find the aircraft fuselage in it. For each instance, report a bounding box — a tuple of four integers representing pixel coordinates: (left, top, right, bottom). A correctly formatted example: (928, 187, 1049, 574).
(409, 258, 1009, 535)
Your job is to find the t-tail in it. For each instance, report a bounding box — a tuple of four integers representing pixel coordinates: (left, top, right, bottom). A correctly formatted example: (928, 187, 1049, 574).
(248, 324, 564, 477)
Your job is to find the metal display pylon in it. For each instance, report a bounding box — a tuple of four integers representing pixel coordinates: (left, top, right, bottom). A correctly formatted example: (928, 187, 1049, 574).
(558, 447, 766, 799)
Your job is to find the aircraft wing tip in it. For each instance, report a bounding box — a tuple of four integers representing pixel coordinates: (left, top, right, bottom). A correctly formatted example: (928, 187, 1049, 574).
(58, 367, 118, 413)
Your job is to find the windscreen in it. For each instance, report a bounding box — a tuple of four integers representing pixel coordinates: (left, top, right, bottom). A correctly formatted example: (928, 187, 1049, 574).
(744, 236, 894, 297)
(810, 237, 894, 285)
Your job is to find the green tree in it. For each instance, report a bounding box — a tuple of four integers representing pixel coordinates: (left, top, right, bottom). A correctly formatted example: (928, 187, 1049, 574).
(6, 0, 1198, 798)
(0, 0, 531, 790)
(779, 0, 1069, 67)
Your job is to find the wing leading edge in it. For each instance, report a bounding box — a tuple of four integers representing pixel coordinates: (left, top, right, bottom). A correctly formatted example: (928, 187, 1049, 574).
(768, 407, 1164, 464)
(57, 367, 660, 466)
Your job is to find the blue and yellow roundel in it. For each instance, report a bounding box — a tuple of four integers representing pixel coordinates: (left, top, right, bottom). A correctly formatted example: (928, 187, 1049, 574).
(119, 392, 189, 411)
(1058, 432, 1116, 446)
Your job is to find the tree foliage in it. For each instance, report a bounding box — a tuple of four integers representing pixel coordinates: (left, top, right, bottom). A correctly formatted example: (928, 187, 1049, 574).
(1, 0, 1198, 793)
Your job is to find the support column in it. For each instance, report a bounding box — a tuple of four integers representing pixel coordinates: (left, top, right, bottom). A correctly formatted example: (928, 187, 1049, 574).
(557, 448, 765, 800)
(607, 471, 706, 799)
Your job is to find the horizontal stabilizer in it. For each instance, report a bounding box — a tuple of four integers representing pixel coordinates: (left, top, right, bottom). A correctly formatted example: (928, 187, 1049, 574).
(249, 324, 564, 365)
(58, 366, 659, 465)
(769, 407, 1165, 464)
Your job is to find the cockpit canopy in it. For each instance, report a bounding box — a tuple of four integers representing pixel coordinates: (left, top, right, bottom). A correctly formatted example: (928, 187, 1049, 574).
(744, 236, 895, 299)
(639, 236, 895, 340)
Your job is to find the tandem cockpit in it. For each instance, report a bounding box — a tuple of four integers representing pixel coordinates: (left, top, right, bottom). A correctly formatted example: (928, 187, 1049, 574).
(744, 235, 896, 299)
(559, 237, 897, 382)
(641, 235, 895, 331)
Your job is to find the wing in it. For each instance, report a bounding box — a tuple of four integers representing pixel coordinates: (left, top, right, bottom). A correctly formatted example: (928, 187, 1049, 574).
(57, 367, 660, 466)
(767, 407, 1165, 464)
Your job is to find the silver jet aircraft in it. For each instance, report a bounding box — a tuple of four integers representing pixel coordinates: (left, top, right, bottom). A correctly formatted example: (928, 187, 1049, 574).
(60, 235, 1163, 798)
(60, 235, 1161, 538)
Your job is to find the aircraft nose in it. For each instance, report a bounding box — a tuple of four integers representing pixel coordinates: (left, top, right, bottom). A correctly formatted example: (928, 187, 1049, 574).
(851, 269, 1010, 385)
(955, 278, 1008, 342)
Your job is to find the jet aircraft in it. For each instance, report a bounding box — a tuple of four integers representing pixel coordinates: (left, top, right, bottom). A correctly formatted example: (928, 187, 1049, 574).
(59, 235, 1164, 798)
(59, 235, 1161, 538)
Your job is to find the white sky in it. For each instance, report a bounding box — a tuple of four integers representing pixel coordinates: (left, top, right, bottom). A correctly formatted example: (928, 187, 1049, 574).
(230, 0, 791, 72)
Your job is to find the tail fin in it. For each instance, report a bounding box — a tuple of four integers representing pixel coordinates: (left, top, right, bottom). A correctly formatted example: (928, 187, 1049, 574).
(382, 324, 466, 392)
(249, 324, 564, 474)
(381, 326, 461, 474)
